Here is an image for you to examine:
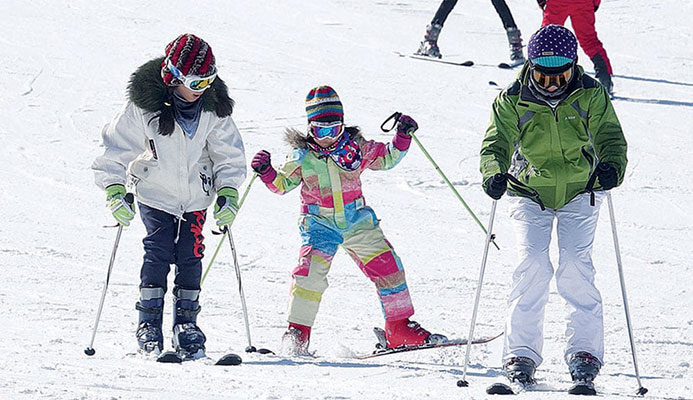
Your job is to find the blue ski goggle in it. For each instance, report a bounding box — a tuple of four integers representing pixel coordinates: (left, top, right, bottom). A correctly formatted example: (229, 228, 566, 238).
(310, 121, 344, 139)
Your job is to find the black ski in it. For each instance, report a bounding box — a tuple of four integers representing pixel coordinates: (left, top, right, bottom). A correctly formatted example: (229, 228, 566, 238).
(568, 380, 597, 396)
(156, 350, 183, 363)
(395, 52, 473, 67)
(155, 349, 243, 365)
(486, 381, 531, 395)
(498, 59, 524, 69)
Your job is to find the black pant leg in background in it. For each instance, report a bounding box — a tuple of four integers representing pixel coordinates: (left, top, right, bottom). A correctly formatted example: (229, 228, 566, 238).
(491, 0, 518, 29)
(432, 0, 458, 25)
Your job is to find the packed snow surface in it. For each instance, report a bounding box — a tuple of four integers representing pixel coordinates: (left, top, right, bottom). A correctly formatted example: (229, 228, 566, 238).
(1, 0, 691, 398)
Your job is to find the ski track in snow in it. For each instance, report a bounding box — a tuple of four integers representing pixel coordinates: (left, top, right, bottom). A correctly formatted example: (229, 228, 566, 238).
(1, 0, 692, 399)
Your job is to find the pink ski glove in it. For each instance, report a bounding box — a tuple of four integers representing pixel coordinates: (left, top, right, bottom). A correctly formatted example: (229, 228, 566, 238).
(251, 150, 277, 183)
(392, 114, 417, 151)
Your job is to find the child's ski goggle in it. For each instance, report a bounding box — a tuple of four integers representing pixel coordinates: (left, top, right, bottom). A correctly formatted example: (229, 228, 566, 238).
(166, 59, 217, 92)
(310, 121, 344, 139)
(531, 64, 573, 91)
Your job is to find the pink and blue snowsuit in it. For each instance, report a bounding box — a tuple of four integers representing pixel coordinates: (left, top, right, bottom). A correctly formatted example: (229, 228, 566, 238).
(261, 130, 415, 327)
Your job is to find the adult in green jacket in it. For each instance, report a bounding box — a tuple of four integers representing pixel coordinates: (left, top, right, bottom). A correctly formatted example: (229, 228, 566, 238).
(479, 25, 627, 393)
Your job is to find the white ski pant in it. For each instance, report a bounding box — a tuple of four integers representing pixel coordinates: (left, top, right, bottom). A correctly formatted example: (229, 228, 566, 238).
(503, 192, 604, 367)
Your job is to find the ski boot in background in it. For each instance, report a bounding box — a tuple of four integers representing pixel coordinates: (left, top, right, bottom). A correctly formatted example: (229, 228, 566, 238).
(568, 351, 601, 395)
(135, 286, 165, 354)
(171, 287, 206, 359)
(384, 318, 448, 348)
(506, 27, 525, 67)
(416, 23, 443, 58)
(592, 54, 614, 95)
(281, 322, 311, 356)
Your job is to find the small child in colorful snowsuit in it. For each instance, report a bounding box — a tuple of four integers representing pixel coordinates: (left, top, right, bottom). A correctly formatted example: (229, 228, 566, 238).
(92, 34, 246, 357)
(250, 86, 445, 354)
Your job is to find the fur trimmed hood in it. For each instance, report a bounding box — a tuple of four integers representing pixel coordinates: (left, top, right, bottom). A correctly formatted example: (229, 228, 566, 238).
(127, 57, 234, 136)
(285, 126, 364, 149)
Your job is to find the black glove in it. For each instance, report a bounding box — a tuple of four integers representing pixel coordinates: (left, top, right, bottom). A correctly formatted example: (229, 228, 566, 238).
(596, 162, 618, 190)
(484, 173, 508, 200)
(537, 0, 547, 10)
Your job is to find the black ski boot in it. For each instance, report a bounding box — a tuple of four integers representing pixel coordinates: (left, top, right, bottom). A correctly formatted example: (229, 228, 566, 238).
(135, 286, 165, 354)
(568, 352, 601, 395)
(416, 23, 443, 58)
(172, 287, 206, 359)
(504, 356, 537, 385)
(591, 54, 613, 95)
(506, 27, 525, 66)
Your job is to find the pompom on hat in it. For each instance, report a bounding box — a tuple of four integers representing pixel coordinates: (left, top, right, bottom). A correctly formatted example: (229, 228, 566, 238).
(161, 33, 217, 86)
(305, 85, 344, 124)
(527, 25, 578, 69)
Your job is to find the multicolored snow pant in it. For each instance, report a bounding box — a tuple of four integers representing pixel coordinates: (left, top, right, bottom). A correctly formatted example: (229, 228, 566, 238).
(287, 198, 415, 327)
(139, 203, 207, 291)
(542, 0, 613, 74)
(503, 193, 605, 367)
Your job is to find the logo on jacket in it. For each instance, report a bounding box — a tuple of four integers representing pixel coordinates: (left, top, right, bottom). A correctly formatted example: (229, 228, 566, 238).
(199, 172, 212, 196)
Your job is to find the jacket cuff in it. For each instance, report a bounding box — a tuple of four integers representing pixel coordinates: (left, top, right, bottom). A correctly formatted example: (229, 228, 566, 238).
(259, 167, 277, 184)
(392, 131, 412, 151)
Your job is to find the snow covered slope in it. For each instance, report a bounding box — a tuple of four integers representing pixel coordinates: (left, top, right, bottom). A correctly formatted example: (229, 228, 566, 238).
(1, 0, 691, 398)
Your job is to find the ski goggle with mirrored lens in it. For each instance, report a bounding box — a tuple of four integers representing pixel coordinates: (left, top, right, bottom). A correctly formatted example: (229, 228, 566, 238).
(531, 64, 573, 91)
(310, 121, 344, 139)
(166, 59, 217, 92)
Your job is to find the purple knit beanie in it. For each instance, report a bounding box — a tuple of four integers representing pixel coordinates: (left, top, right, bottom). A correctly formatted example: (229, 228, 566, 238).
(527, 25, 578, 68)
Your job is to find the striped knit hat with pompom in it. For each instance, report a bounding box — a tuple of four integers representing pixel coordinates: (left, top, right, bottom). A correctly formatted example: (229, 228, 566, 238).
(305, 85, 344, 123)
(161, 33, 217, 86)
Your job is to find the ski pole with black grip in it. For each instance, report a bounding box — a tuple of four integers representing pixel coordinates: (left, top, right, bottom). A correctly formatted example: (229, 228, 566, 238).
(84, 192, 134, 356)
(381, 112, 499, 250)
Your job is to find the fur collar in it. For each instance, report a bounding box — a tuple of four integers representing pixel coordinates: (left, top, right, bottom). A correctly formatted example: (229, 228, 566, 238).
(127, 57, 234, 135)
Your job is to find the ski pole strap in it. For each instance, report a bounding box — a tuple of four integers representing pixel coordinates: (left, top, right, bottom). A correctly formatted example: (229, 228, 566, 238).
(505, 173, 546, 211)
(582, 147, 598, 207)
(380, 112, 402, 132)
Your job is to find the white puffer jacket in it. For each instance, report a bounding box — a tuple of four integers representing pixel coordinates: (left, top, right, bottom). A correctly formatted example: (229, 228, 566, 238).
(92, 100, 246, 217)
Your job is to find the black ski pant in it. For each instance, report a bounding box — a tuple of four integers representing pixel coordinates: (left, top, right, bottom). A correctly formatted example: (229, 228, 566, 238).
(139, 203, 207, 292)
(431, 0, 517, 30)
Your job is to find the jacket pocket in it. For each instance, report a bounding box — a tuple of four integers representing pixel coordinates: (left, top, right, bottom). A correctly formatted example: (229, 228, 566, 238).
(129, 157, 158, 187)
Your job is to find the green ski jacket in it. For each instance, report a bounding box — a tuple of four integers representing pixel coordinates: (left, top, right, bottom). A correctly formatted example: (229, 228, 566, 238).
(480, 64, 627, 209)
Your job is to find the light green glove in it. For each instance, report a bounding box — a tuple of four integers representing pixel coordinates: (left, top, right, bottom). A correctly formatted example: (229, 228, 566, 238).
(105, 184, 136, 226)
(214, 187, 239, 227)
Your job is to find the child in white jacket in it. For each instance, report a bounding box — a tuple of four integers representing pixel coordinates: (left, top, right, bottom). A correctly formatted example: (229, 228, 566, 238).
(92, 33, 246, 358)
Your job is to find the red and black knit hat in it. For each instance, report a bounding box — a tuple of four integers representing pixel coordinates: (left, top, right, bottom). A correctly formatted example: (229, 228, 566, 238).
(161, 33, 217, 86)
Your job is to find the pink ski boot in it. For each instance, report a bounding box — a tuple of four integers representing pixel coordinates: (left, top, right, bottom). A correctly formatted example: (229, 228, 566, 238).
(282, 322, 311, 356)
(385, 318, 447, 348)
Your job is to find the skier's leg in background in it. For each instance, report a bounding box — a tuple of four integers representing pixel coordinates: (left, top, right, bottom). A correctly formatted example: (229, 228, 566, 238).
(504, 196, 556, 367)
(555, 193, 604, 365)
(541, 0, 569, 26)
(416, 0, 458, 57)
(491, 0, 518, 30)
(569, 2, 614, 91)
(491, 0, 525, 63)
(431, 0, 459, 26)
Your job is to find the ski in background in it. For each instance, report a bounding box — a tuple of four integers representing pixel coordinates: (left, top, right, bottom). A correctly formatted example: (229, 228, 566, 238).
(395, 51, 473, 67)
(155, 349, 243, 365)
